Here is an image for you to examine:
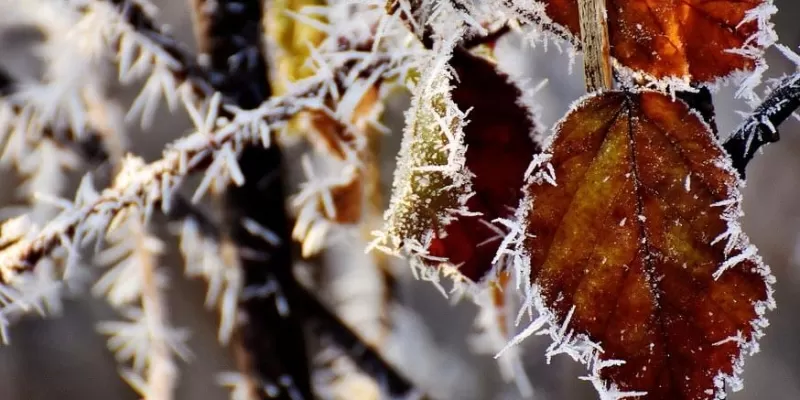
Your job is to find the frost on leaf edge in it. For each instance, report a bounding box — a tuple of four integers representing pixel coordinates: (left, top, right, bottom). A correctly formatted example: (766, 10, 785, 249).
(504, 0, 778, 96)
(494, 89, 776, 399)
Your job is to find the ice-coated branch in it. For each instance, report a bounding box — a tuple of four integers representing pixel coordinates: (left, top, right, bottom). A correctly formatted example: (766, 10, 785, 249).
(2, 47, 191, 399)
(0, 69, 94, 224)
(138, 247, 178, 400)
(0, 74, 328, 283)
(67, 0, 220, 129)
(95, 213, 188, 400)
(724, 72, 800, 177)
(0, 102, 109, 170)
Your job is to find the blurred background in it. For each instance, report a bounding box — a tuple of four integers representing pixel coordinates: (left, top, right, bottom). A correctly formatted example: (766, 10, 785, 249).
(0, 1, 799, 399)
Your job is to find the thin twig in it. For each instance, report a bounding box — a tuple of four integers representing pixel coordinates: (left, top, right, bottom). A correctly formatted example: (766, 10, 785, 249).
(724, 72, 800, 178)
(577, 0, 612, 91)
(104, 0, 214, 97)
(134, 215, 179, 400)
(0, 74, 326, 282)
(188, 0, 312, 398)
(0, 64, 110, 165)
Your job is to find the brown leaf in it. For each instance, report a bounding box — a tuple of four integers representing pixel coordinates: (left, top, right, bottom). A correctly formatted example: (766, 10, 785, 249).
(536, 0, 768, 82)
(519, 90, 773, 399)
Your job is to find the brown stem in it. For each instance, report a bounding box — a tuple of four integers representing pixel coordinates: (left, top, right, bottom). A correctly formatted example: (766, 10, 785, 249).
(577, 0, 612, 91)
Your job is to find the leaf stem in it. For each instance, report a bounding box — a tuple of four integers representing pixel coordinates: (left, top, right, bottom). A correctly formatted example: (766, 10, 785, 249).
(577, 0, 613, 91)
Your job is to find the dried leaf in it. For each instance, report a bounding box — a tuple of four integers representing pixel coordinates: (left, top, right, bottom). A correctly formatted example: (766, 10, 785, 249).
(519, 90, 773, 398)
(536, 0, 770, 82)
(292, 84, 384, 256)
(379, 48, 539, 283)
(306, 85, 382, 161)
(427, 50, 540, 281)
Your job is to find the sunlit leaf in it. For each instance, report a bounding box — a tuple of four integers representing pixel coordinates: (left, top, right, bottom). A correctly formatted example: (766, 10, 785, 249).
(534, 0, 771, 83)
(378, 48, 539, 283)
(518, 90, 774, 399)
(426, 50, 540, 282)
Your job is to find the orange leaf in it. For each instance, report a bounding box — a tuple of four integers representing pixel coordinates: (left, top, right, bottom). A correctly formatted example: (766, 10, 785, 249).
(535, 0, 769, 82)
(425, 50, 540, 282)
(517, 91, 773, 398)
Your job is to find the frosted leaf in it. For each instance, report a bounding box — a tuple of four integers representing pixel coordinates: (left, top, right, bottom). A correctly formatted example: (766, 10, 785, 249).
(372, 29, 471, 263)
(501, 0, 777, 94)
(502, 90, 775, 398)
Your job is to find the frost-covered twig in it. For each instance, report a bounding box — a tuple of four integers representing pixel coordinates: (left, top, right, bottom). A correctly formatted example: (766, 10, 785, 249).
(177, 206, 241, 345)
(724, 71, 800, 177)
(60, 0, 217, 130)
(98, 0, 215, 96)
(0, 73, 328, 283)
(0, 72, 108, 168)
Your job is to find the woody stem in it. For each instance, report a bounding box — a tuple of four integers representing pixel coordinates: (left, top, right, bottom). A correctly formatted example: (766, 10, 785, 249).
(577, 0, 613, 91)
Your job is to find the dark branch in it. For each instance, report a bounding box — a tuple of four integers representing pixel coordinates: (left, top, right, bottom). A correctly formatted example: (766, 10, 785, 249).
(0, 68, 14, 96)
(298, 285, 422, 398)
(723, 73, 800, 178)
(677, 86, 718, 136)
(162, 194, 420, 398)
(188, 1, 313, 398)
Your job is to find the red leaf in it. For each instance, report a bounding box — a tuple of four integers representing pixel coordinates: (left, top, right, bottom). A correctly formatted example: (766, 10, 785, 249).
(517, 90, 773, 399)
(425, 50, 540, 282)
(536, 0, 769, 82)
